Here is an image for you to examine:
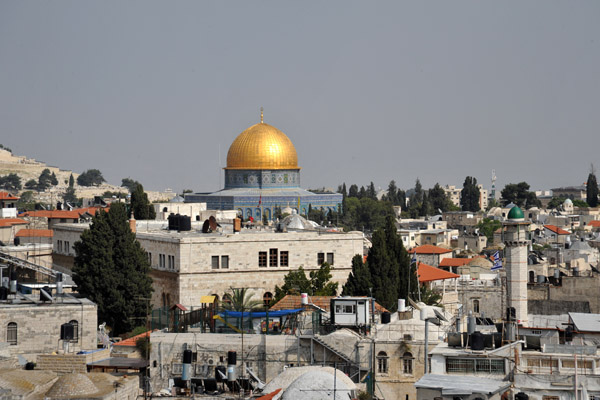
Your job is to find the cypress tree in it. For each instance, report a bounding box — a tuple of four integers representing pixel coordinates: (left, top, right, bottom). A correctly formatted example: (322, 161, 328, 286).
(131, 183, 156, 220)
(587, 167, 599, 207)
(73, 203, 153, 335)
(343, 254, 372, 296)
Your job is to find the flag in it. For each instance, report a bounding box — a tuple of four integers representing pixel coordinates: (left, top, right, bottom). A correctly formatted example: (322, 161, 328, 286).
(258, 194, 262, 207)
(411, 252, 417, 265)
(491, 250, 502, 270)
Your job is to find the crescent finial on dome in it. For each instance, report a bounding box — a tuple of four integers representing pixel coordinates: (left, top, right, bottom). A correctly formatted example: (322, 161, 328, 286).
(260, 107, 264, 124)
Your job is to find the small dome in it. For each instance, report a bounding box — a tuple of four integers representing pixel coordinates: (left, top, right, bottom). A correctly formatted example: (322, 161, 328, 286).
(226, 122, 299, 170)
(564, 198, 573, 205)
(507, 206, 524, 221)
(45, 373, 99, 398)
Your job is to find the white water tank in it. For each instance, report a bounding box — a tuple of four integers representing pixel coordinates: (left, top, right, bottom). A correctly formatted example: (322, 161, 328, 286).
(301, 293, 308, 305)
(398, 299, 406, 312)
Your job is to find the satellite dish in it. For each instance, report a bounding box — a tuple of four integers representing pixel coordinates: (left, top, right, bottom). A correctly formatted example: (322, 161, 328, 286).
(434, 309, 448, 322)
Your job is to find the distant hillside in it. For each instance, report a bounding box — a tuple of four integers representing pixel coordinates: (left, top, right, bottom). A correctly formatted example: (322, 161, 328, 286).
(0, 148, 175, 203)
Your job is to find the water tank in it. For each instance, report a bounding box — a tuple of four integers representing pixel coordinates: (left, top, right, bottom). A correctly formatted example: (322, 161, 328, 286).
(179, 215, 192, 231)
(467, 313, 476, 334)
(573, 267, 579, 277)
(60, 323, 74, 341)
(381, 311, 391, 324)
(554, 269, 560, 279)
(482, 334, 493, 349)
(227, 351, 237, 365)
(536, 275, 546, 284)
(398, 299, 406, 312)
(300, 293, 308, 305)
(448, 332, 462, 347)
(13, 237, 20, 246)
(471, 332, 484, 350)
(506, 307, 516, 322)
(183, 349, 193, 364)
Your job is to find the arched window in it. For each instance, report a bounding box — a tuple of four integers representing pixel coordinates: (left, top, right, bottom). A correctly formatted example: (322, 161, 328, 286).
(403, 352, 414, 374)
(263, 292, 273, 307)
(69, 320, 79, 342)
(376, 351, 388, 374)
(7, 322, 17, 345)
(473, 299, 480, 314)
(222, 294, 232, 307)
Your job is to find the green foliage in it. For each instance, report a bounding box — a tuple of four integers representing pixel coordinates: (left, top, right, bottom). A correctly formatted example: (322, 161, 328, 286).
(419, 285, 442, 306)
(343, 216, 416, 311)
(460, 176, 480, 212)
(73, 202, 153, 335)
(77, 169, 105, 186)
(129, 325, 149, 338)
(0, 144, 12, 153)
(121, 178, 141, 193)
(500, 182, 541, 208)
(573, 199, 589, 208)
(221, 287, 263, 311)
(429, 183, 453, 213)
(131, 183, 156, 220)
(135, 335, 151, 356)
(0, 173, 22, 191)
(587, 169, 599, 207)
(16, 191, 35, 210)
(37, 169, 55, 190)
(477, 218, 502, 242)
(341, 196, 394, 232)
(69, 173, 74, 188)
(273, 263, 338, 304)
(24, 179, 38, 190)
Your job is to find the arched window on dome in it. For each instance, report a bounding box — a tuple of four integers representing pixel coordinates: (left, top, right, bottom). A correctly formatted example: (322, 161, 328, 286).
(246, 209, 253, 220)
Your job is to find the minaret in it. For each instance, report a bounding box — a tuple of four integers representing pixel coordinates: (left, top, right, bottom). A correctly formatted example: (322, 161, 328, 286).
(504, 206, 530, 326)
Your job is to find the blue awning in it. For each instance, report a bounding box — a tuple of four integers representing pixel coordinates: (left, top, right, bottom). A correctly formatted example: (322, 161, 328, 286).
(219, 308, 303, 318)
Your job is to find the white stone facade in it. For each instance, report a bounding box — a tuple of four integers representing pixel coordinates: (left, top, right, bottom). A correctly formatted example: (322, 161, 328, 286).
(52, 223, 364, 309)
(504, 222, 530, 326)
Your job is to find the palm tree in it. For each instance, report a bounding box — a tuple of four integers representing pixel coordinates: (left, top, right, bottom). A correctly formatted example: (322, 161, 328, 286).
(221, 287, 263, 312)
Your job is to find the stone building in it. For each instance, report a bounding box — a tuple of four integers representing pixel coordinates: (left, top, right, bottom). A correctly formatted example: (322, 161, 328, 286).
(52, 221, 364, 309)
(504, 206, 531, 326)
(408, 245, 454, 268)
(185, 112, 343, 221)
(0, 294, 97, 360)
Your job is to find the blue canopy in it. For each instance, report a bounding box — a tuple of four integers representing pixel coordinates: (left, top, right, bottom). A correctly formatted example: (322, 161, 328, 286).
(219, 308, 303, 318)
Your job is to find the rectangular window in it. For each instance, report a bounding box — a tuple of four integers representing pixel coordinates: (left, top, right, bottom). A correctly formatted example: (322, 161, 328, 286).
(280, 251, 289, 267)
(212, 256, 220, 269)
(403, 358, 413, 374)
(259, 252, 267, 267)
(269, 249, 278, 267)
(65, 241, 70, 254)
(7, 323, 17, 345)
(327, 252, 334, 265)
(221, 255, 229, 269)
(159, 254, 165, 268)
(317, 252, 325, 265)
(168, 255, 175, 269)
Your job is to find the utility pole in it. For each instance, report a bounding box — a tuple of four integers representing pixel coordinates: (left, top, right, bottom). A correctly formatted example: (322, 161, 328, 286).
(131, 296, 152, 400)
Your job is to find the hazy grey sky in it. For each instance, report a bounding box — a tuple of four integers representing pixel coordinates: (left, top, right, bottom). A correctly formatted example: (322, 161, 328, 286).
(1, 1, 599, 194)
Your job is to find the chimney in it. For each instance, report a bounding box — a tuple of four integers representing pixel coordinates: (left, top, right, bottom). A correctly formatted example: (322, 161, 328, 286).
(129, 212, 136, 233)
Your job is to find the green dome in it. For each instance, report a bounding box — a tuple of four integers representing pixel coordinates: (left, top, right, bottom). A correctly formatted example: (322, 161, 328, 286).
(507, 206, 524, 220)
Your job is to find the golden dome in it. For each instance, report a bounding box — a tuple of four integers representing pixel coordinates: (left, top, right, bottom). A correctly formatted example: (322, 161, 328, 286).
(226, 122, 300, 170)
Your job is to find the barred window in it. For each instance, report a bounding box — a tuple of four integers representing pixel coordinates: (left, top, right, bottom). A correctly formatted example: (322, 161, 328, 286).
(7, 322, 17, 345)
(212, 256, 220, 269)
(317, 252, 325, 265)
(259, 252, 267, 267)
(221, 256, 229, 269)
(403, 352, 414, 374)
(446, 358, 504, 374)
(269, 249, 278, 267)
(280, 251, 289, 267)
(327, 252, 334, 265)
(377, 351, 388, 374)
(69, 320, 79, 342)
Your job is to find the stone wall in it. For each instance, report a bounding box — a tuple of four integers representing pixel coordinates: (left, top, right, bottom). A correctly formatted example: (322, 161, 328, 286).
(37, 348, 110, 374)
(0, 300, 97, 360)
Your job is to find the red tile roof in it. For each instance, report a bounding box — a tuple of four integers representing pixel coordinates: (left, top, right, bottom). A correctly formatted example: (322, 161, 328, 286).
(0, 192, 19, 201)
(589, 221, 600, 228)
(544, 224, 570, 235)
(439, 258, 474, 267)
(15, 229, 53, 238)
(21, 207, 106, 219)
(0, 218, 29, 227)
(270, 295, 388, 313)
(408, 244, 453, 254)
(113, 330, 157, 347)
(418, 262, 460, 283)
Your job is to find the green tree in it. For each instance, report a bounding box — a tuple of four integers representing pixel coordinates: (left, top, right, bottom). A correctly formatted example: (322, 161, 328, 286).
(587, 166, 599, 207)
(77, 169, 105, 186)
(342, 255, 372, 296)
(72, 203, 153, 335)
(131, 183, 156, 220)
(0, 144, 12, 153)
(221, 287, 263, 311)
(273, 263, 338, 304)
(500, 182, 541, 208)
(24, 179, 38, 191)
(121, 177, 141, 193)
(63, 173, 77, 204)
(37, 168, 54, 190)
(367, 182, 377, 200)
(460, 176, 480, 212)
(477, 218, 502, 242)
(429, 183, 452, 213)
(348, 184, 359, 198)
(50, 172, 58, 186)
(344, 216, 415, 311)
(0, 173, 22, 192)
